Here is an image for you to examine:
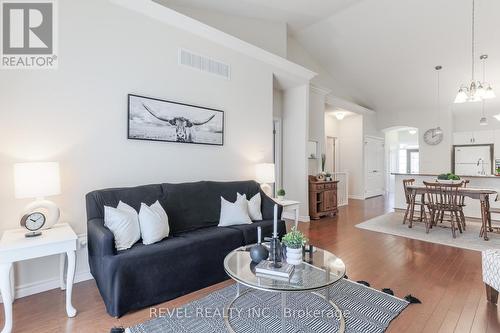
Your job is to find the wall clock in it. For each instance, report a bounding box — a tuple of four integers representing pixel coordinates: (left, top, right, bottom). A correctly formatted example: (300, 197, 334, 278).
(423, 128, 443, 145)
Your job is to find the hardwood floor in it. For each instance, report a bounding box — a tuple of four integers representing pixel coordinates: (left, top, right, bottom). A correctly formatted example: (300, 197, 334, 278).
(1, 196, 499, 332)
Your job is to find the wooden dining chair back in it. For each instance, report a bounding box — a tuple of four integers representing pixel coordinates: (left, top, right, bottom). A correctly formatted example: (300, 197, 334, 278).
(403, 179, 415, 204)
(457, 180, 470, 230)
(402, 178, 428, 226)
(423, 181, 464, 238)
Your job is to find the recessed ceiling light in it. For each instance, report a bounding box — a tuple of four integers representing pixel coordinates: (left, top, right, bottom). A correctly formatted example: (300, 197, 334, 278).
(335, 112, 345, 120)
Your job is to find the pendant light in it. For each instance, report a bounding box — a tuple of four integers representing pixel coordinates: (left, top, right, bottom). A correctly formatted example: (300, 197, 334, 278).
(454, 0, 495, 103)
(434, 66, 443, 135)
(479, 101, 488, 126)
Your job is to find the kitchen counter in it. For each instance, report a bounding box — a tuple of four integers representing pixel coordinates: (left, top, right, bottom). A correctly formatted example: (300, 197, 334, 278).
(391, 173, 499, 179)
(392, 173, 500, 219)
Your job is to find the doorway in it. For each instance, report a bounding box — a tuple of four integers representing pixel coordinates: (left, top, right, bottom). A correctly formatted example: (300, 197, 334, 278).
(326, 136, 339, 174)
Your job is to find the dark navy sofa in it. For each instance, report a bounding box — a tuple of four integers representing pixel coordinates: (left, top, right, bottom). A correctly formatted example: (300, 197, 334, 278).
(85, 180, 285, 317)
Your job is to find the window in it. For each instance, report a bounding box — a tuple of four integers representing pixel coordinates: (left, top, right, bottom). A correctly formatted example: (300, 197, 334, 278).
(398, 150, 407, 173)
(398, 149, 419, 174)
(407, 149, 419, 174)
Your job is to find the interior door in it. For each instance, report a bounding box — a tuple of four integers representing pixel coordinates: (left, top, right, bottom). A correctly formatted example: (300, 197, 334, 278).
(365, 137, 385, 198)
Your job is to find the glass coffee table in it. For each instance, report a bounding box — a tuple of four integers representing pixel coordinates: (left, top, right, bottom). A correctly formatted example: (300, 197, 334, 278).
(223, 244, 346, 333)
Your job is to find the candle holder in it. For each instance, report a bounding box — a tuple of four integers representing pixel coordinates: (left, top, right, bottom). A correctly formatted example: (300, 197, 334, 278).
(249, 227, 269, 263)
(269, 237, 282, 268)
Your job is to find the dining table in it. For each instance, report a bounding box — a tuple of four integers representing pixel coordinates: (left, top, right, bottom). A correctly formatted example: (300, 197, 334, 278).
(406, 185, 498, 241)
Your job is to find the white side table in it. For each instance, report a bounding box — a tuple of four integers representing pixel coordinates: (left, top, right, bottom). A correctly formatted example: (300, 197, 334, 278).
(274, 199, 300, 229)
(0, 223, 77, 333)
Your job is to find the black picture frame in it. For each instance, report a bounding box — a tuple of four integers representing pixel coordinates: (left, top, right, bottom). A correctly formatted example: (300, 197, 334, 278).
(127, 94, 224, 146)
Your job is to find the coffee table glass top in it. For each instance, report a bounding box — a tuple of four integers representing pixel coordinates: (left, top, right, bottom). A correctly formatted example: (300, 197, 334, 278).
(223, 244, 346, 292)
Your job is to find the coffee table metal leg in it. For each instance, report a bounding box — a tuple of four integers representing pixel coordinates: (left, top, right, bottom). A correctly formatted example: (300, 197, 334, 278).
(281, 292, 287, 333)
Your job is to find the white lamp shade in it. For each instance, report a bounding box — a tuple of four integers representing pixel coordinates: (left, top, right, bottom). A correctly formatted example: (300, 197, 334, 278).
(14, 162, 61, 199)
(454, 90, 468, 103)
(484, 86, 496, 99)
(255, 163, 275, 184)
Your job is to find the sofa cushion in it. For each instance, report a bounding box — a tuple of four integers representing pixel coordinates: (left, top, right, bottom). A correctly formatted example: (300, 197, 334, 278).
(161, 181, 261, 234)
(86, 184, 164, 220)
(228, 219, 287, 245)
(218, 195, 252, 227)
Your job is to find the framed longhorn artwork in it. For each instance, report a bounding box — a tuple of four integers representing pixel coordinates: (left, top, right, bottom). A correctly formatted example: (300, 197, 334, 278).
(128, 94, 224, 146)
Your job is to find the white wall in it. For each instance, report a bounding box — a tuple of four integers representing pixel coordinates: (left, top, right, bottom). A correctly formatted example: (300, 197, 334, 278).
(282, 85, 310, 218)
(325, 114, 339, 138)
(0, 0, 276, 297)
(308, 87, 328, 175)
(363, 113, 384, 138)
(453, 112, 500, 132)
(339, 115, 365, 199)
(273, 88, 283, 118)
(378, 108, 453, 174)
(166, 4, 288, 58)
(287, 37, 354, 102)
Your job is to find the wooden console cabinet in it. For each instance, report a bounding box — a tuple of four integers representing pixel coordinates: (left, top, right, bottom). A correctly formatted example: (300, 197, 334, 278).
(309, 176, 339, 220)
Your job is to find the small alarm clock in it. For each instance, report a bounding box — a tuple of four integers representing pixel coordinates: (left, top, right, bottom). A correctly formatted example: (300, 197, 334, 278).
(20, 212, 46, 237)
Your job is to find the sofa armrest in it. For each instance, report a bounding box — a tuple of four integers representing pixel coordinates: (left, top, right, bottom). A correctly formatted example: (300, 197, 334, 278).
(260, 190, 283, 220)
(88, 218, 116, 257)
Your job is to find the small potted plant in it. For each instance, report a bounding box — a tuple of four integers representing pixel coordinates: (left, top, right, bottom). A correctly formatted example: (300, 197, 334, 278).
(436, 173, 461, 184)
(277, 189, 286, 201)
(282, 227, 308, 265)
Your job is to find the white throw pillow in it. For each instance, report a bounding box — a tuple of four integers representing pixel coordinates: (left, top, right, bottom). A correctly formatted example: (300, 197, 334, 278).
(218, 194, 252, 227)
(104, 201, 141, 251)
(238, 192, 262, 221)
(138, 201, 170, 245)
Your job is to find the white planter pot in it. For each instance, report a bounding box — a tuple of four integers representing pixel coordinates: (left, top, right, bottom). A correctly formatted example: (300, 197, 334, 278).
(436, 179, 461, 184)
(286, 247, 303, 265)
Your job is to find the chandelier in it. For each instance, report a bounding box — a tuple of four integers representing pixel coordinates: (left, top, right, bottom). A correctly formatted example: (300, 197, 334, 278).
(454, 0, 495, 103)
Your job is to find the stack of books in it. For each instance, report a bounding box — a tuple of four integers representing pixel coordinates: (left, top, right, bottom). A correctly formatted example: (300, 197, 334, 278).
(255, 260, 294, 280)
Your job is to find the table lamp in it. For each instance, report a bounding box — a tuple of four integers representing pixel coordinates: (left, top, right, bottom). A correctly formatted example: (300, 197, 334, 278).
(14, 162, 61, 230)
(255, 163, 275, 197)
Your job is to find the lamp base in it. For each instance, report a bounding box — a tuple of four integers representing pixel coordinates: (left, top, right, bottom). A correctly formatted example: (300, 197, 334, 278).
(22, 199, 60, 230)
(260, 183, 272, 197)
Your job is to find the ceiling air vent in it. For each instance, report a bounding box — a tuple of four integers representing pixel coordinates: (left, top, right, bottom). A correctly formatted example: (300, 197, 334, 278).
(178, 48, 230, 80)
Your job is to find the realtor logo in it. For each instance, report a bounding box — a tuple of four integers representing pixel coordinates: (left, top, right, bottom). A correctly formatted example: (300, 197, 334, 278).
(1, 0, 57, 69)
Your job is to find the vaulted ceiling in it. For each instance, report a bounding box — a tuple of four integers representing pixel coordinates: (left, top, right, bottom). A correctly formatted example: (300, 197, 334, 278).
(159, 0, 362, 33)
(158, 0, 500, 115)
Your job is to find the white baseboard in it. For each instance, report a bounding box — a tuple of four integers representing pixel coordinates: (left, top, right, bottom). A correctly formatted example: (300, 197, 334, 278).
(0, 270, 93, 303)
(282, 212, 310, 222)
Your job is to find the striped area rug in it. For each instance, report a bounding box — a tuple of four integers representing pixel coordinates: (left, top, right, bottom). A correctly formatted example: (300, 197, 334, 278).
(127, 278, 408, 333)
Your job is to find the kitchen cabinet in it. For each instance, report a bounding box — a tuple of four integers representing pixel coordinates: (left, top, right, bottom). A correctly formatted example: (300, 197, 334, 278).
(453, 130, 494, 145)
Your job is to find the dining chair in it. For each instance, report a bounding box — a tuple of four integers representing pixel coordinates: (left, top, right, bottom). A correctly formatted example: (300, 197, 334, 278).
(424, 181, 464, 238)
(403, 179, 427, 225)
(457, 179, 470, 231)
